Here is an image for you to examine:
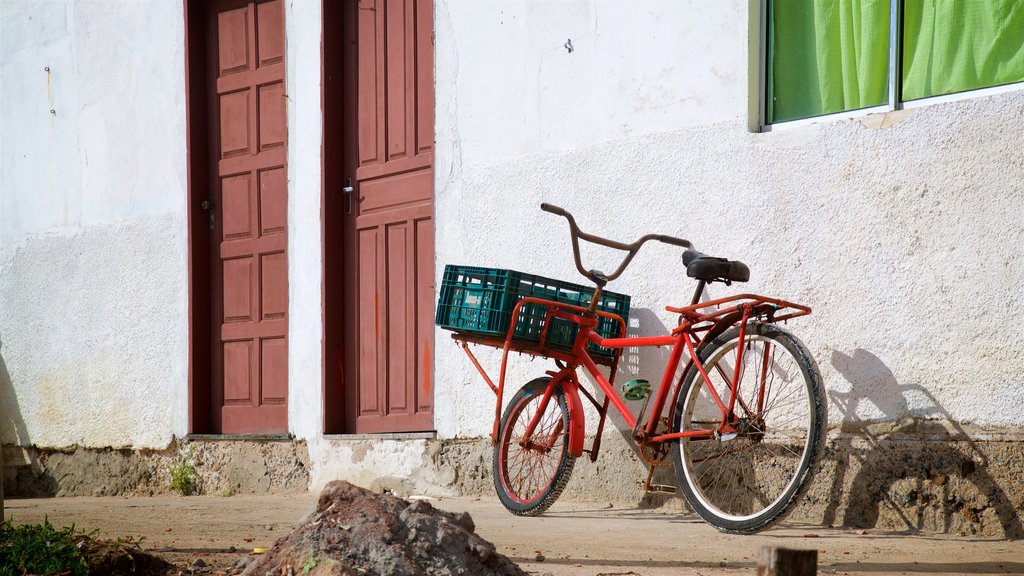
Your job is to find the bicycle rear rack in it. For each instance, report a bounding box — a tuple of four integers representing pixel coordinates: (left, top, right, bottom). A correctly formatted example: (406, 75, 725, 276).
(666, 293, 811, 326)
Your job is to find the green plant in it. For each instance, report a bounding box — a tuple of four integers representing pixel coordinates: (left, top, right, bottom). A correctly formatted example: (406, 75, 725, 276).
(0, 518, 91, 576)
(302, 555, 320, 574)
(115, 534, 146, 550)
(170, 449, 198, 496)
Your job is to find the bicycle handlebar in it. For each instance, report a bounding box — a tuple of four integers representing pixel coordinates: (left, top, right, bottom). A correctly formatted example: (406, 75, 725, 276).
(540, 203, 568, 217)
(541, 203, 692, 285)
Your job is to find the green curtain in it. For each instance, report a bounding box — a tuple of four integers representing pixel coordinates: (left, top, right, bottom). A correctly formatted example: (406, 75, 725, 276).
(903, 0, 1024, 100)
(769, 0, 890, 123)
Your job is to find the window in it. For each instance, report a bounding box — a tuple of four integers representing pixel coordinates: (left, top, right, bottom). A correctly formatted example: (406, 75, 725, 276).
(761, 0, 1024, 127)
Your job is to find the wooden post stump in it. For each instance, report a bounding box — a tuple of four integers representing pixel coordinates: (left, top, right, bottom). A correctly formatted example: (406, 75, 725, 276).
(757, 546, 817, 576)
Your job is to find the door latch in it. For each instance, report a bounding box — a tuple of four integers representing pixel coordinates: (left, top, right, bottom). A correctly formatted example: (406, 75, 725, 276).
(202, 192, 215, 229)
(343, 178, 354, 215)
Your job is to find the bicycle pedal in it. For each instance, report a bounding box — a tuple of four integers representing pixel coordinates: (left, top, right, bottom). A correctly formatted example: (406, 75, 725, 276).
(621, 379, 651, 401)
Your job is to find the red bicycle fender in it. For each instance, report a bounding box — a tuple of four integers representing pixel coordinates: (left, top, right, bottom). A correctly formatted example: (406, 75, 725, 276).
(558, 378, 587, 458)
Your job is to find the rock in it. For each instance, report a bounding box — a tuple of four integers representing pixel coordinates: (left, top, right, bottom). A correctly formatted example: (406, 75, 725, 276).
(241, 480, 526, 576)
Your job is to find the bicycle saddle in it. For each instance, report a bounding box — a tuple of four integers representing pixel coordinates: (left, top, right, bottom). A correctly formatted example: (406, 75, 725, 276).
(682, 249, 750, 283)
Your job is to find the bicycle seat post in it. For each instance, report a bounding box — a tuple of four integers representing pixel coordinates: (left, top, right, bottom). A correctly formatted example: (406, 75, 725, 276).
(690, 279, 706, 306)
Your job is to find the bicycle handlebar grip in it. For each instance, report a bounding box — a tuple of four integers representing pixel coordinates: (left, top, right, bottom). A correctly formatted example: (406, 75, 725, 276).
(540, 203, 569, 217)
(655, 234, 691, 248)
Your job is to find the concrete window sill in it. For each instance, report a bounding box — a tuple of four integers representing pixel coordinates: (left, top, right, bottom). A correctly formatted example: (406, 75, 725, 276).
(186, 434, 294, 442)
(321, 432, 436, 441)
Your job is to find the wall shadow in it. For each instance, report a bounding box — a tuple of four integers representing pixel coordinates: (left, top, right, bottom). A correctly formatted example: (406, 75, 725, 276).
(0, 336, 30, 446)
(824, 348, 1023, 538)
(0, 334, 54, 500)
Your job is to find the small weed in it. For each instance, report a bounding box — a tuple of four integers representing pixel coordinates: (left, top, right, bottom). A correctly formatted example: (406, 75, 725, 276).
(302, 554, 320, 574)
(170, 448, 198, 496)
(115, 534, 146, 550)
(0, 518, 91, 576)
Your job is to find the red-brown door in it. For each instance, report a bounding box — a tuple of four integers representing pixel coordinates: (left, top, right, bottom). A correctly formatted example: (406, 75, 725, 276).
(337, 0, 434, 433)
(206, 0, 288, 434)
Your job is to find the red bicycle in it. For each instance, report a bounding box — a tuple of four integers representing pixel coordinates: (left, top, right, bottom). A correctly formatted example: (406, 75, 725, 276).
(445, 204, 826, 534)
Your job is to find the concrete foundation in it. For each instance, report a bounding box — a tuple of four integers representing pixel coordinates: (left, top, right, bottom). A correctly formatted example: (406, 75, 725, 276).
(1, 437, 309, 498)
(3, 423, 1022, 538)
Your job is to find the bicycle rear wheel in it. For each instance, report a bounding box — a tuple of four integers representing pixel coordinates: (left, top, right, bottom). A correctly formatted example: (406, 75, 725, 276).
(671, 323, 825, 533)
(493, 377, 576, 516)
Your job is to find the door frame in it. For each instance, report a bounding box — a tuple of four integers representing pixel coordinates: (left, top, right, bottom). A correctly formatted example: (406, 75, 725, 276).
(322, 0, 347, 433)
(185, 0, 213, 434)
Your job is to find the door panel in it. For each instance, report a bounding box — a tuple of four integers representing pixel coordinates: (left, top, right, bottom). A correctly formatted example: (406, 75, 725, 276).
(358, 170, 431, 212)
(208, 0, 288, 434)
(341, 0, 434, 433)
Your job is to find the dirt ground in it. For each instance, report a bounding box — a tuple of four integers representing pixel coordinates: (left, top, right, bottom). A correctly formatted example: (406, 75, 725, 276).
(4, 493, 1021, 576)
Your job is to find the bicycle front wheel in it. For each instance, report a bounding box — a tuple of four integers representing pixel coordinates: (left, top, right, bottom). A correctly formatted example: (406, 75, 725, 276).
(493, 377, 576, 516)
(671, 323, 826, 533)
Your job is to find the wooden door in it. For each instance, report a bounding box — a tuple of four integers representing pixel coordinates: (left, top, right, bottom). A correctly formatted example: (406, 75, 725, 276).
(339, 0, 434, 433)
(207, 0, 288, 434)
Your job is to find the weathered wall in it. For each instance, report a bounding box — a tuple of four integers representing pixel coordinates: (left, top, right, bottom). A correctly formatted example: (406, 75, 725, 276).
(0, 1, 189, 448)
(2, 438, 309, 498)
(432, 0, 1024, 441)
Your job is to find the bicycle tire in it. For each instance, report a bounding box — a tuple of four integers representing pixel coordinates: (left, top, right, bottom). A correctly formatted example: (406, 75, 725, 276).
(493, 377, 576, 516)
(670, 323, 826, 533)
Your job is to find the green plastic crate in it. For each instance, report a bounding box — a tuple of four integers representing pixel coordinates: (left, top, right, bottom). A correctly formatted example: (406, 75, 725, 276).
(435, 265, 630, 360)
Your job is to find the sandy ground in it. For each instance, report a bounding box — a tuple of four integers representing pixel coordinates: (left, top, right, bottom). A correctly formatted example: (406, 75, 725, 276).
(4, 493, 1021, 576)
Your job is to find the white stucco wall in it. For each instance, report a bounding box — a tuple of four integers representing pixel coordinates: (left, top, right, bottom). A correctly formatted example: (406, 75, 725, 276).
(433, 0, 1024, 439)
(0, 1, 189, 447)
(284, 0, 325, 443)
(442, 0, 745, 163)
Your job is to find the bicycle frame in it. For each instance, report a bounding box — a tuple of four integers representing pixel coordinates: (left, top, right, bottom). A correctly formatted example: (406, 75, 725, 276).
(455, 290, 811, 461)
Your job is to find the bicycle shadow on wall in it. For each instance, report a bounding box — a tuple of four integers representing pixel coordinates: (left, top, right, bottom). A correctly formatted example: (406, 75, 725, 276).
(824, 348, 1023, 538)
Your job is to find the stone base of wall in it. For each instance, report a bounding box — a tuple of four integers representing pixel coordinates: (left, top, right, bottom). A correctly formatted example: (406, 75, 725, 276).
(1, 437, 309, 497)
(3, 423, 1022, 538)
(800, 424, 1024, 539)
